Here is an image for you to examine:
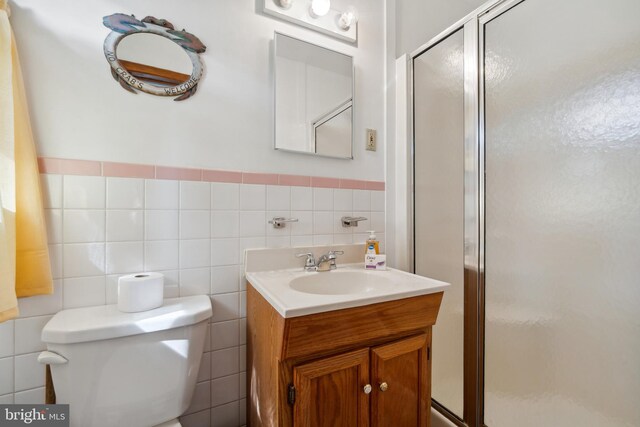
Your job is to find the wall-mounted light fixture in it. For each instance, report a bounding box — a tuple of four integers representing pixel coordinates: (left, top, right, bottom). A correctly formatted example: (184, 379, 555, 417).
(338, 6, 359, 30)
(275, 0, 294, 10)
(309, 0, 331, 17)
(265, 0, 358, 43)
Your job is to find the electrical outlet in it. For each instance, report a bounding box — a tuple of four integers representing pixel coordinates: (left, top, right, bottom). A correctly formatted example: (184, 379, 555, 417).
(366, 129, 377, 151)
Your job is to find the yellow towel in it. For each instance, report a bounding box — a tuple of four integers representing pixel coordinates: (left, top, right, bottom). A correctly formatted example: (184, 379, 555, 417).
(0, 6, 18, 322)
(0, 6, 53, 322)
(13, 28, 53, 298)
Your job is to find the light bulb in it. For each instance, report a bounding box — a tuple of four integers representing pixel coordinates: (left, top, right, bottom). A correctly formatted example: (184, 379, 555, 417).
(338, 6, 359, 30)
(274, 0, 293, 10)
(310, 0, 331, 17)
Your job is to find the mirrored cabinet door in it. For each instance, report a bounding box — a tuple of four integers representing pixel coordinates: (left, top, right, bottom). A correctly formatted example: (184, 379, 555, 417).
(274, 33, 354, 159)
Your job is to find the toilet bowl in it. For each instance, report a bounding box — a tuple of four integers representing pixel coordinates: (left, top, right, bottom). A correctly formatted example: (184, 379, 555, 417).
(39, 295, 212, 427)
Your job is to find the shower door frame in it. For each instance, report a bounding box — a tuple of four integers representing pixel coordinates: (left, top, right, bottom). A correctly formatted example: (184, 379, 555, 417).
(408, 1, 525, 426)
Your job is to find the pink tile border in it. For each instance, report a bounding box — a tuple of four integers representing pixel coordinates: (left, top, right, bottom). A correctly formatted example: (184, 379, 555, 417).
(366, 181, 385, 191)
(311, 176, 341, 188)
(278, 174, 310, 187)
(103, 162, 155, 179)
(242, 172, 279, 185)
(37, 158, 61, 174)
(37, 157, 385, 191)
(38, 158, 102, 176)
(156, 166, 202, 181)
(202, 169, 242, 183)
(340, 179, 368, 190)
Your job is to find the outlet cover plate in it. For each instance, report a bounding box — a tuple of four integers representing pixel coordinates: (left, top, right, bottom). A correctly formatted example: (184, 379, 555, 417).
(366, 129, 377, 151)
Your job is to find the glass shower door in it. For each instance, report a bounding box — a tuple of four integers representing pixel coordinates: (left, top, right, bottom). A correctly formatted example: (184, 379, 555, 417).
(483, 0, 640, 425)
(413, 28, 465, 419)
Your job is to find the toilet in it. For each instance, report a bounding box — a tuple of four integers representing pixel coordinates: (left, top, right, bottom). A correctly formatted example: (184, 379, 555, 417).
(39, 295, 212, 427)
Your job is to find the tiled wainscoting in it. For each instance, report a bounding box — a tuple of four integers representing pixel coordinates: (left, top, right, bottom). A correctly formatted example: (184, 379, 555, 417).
(0, 164, 385, 427)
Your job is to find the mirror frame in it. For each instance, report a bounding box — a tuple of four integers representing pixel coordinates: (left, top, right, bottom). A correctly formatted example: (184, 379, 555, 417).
(273, 31, 355, 160)
(103, 14, 206, 101)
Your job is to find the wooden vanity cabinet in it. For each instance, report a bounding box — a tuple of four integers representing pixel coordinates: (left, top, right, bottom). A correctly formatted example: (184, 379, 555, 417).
(370, 334, 430, 427)
(293, 348, 370, 427)
(247, 285, 443, 427)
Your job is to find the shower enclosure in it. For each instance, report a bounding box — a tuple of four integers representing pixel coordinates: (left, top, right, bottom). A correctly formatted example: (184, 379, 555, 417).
(410, 0, 640, 426)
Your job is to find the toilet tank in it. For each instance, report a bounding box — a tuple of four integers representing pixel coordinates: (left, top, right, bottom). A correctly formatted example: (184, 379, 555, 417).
(40, 296, 212, 427)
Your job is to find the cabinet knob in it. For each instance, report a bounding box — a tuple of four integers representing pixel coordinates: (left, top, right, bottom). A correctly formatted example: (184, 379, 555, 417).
(363, 384, 372, 394)
(379, 382, 389, 392)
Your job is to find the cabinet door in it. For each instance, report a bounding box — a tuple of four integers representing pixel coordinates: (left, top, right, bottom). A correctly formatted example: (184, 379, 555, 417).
(293, 348, 370, 427)
(371, 333, 430, 427)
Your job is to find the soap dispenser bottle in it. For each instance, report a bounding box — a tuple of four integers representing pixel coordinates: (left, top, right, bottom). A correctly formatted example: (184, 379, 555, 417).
(365, 230, 380, 254)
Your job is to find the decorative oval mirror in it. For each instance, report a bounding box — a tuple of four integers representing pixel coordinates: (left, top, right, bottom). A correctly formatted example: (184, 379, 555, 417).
(102, 14, 206, 101)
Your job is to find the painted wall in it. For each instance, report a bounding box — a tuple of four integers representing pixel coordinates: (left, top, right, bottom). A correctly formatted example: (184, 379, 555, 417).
(10, 0, 385, 180)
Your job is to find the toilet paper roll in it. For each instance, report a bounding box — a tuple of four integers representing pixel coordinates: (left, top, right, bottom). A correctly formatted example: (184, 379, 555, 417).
(117, 272, 164, 313)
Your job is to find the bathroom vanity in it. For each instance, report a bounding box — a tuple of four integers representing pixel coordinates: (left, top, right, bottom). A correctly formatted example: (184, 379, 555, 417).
(245, 245, 447, 427)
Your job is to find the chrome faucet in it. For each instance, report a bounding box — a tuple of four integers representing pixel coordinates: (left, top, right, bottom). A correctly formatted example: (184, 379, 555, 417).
(296, 250, 344, 272)
(296, 252, 317, 272)
(316, 250, 344, 272)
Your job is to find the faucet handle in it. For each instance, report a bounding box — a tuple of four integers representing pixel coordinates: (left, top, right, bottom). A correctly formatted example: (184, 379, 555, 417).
(326, 250, 344, 270)
(296, 252, 316, 271)
(296, 252, 314, 258)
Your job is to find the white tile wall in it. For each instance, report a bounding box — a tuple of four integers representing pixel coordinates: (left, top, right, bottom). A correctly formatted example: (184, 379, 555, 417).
(106, 242, 144, 274)
(266, 185, 290, 211)
(107, 177, 144, 209)
(14, 353, 43, 392)
(181, 181, 211, 210)
(43, 209, 62, 244)
(63, 276, 106, 308)
(14, 316, 51, 354)
(180, 268, 210, 296)
(0, 321, 15, 358)
(333, 189, 353, 211)
(106, 210, 143, 241)
(145, 240, 179, 271)
(0, 357, 15, 395)
(211, 183, 239, 211)
(63, 243, 106, 277)
(239, 185, 265, 211)
(211, 212, 239, 238)
(181, 211, 211, 240)
(212, 400, 240, 427)
(63, 176, 105, 209)
(62, 210, 106, 243)
(145, 210, 179, 240)
(145, 180, 180, 210)
(313, 188, 333, 211)
(14, 387, 44, 404)
(290, 187, 312, 211)
(40, 175, 62, 209)
(0, 173, 385, 427)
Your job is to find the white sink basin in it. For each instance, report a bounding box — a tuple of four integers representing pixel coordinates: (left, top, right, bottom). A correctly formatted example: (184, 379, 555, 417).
(289, 271, 395, 295)
(246, 263, 448, 318)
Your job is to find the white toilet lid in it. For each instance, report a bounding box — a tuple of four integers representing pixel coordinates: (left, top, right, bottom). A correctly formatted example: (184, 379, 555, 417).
(41, 295, 212, 344)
